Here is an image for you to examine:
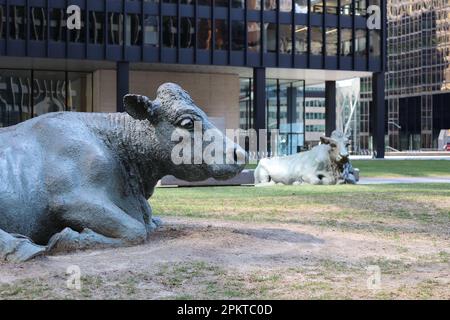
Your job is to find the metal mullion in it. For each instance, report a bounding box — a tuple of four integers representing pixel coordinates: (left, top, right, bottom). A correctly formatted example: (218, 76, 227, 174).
(291, 0, 295, 66)
(211, 0, 214, 62)
(177, 0, 180, 62)
(307, 0, 311, 67)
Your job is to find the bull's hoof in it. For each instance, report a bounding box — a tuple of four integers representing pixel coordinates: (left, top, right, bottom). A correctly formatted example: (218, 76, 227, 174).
(3, 240, 46, 263)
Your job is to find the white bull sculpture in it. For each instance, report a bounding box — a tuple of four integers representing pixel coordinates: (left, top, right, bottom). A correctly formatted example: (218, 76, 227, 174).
(254, 131, 358, 186)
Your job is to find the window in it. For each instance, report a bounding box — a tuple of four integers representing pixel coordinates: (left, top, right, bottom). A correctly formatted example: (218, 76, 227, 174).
(0, 6, 5, 39)
(215, 20, 228, 50)
(340, 0, 352, 15)
(355, 0, 367, 16)
(232, 21, 245, 50)
(369, 30, 381, 57)
(248, 22, 261, 52)
(162, 16, 177, 48)
(30, 8, 47, 41)
(50, 9, 67, 42)
(280, 0, 292, 12)
(340, 28, 353, 56)
(232, 1, 245, 9)
(70, 10, 85, 43)
(126, 14, 142, 46)
(280, 25, 292, 54)
(310, 0, 323, 14)
(144, 15, 159, 46)
(311, 27, 323, 55)
(294, 0, 308, 13)
(108, 13, 123, 45)
(264, 23, 277, 53)
(295, 25, 308, 54)
(326, 1, 338, 15)
(181, 17, 195, 48)
(355, 29, 366, 56)
(264, 0, 276, 11)
(198, 19, 211, 50)
(9, 6, 26, 40)
(326, 28, 338, 56)
(247, 0, 261, 10)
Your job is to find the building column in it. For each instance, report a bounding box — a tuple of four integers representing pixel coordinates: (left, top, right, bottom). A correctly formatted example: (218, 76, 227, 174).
(325, 81, 336, 137)
(116, 61, 130, 113)
(253, 67, 266, 154)
(372, 72, 386, 158)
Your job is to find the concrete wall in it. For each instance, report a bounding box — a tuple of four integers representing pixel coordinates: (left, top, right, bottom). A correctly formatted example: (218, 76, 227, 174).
(93, 69, 241, 130)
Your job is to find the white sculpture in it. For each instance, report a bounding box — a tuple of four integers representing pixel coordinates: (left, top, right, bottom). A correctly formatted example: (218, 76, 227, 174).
(254, 131, 358, 186)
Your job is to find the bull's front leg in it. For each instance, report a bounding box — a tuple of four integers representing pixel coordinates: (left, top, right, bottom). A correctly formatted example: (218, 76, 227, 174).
(47, 196, 148, 253)
(0, 229, 46, 262)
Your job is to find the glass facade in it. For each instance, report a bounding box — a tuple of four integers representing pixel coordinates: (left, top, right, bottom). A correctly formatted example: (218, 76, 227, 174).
(360, 0, 450, 151)
(0, 1, 378, 71)
(0, 70, 93, 128)
(240, 77, 305, 156)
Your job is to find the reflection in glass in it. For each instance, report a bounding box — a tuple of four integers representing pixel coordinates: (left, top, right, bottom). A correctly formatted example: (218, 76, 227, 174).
(9, 6, 26, 40)
(198, 19, 211, 49)
(295, 26, 308, 54)
(355, 0, 367, 15)
(144, 16, 159, 46)
(248, 22, 261, 52)
(355, 29, 366, 56)
(326, 1, 338, 14)
(215, 20, 228, 50)
(247, 0, 261, 10)
(280, 25, 292, 54)
(369, 30, 380, 57)
(239, 78, 253, 130)
(181, 17, 195, 48)
(311, 27, 323, 55)
(340, 0, 352, 15)
(33, 71, 66, 117)
(264, 23, 277, 53)
(70, 11, 85, 43)
(0, 70, 32, 127)
(232, 21, 245, 50)
(340, 28, 353, 56)
(266, 79, 278, 131)
(280, 0, 292, 12)
(50, 9, 67, 42)
(310, 0, 323, 13)
(294, 0, 308, 13)
(215, 0, 228, 6)
(89, 12, 104, 44)
(0, 6, 5, 39)
(163, 16, 177, 48)
(264, 0, 277, 11)
(67, 73, 93, 113)
(126, 14, 142, 46)
(326, 28, 338, 56)
(232, 1, 245, 9)
(109, 13, 123, 45)
(30, 8, 47, 41)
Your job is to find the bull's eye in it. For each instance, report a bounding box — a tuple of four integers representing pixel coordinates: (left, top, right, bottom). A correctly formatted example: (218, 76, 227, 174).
(179, 118, 195, 129)
(331, 143, 337, 148)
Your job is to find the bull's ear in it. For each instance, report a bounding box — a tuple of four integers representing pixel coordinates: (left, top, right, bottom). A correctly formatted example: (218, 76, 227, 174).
(320, 136, 331, 145)
(123, 94, 153, 120)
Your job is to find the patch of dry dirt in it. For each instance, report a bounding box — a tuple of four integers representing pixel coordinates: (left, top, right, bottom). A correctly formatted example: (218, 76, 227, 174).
(0, 217, 449, 299)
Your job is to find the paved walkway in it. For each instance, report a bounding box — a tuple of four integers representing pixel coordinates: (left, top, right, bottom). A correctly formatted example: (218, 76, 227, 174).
(359, 177, 450, 184)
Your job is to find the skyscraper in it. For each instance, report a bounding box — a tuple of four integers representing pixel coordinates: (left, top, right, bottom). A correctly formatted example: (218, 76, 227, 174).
(360, 0, 450, 152)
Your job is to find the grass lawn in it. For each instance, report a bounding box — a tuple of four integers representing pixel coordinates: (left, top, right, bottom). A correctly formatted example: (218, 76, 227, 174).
(246, 160, 450, 178)
(146, 183, 450, 299)
(1, 183, 449, 300)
